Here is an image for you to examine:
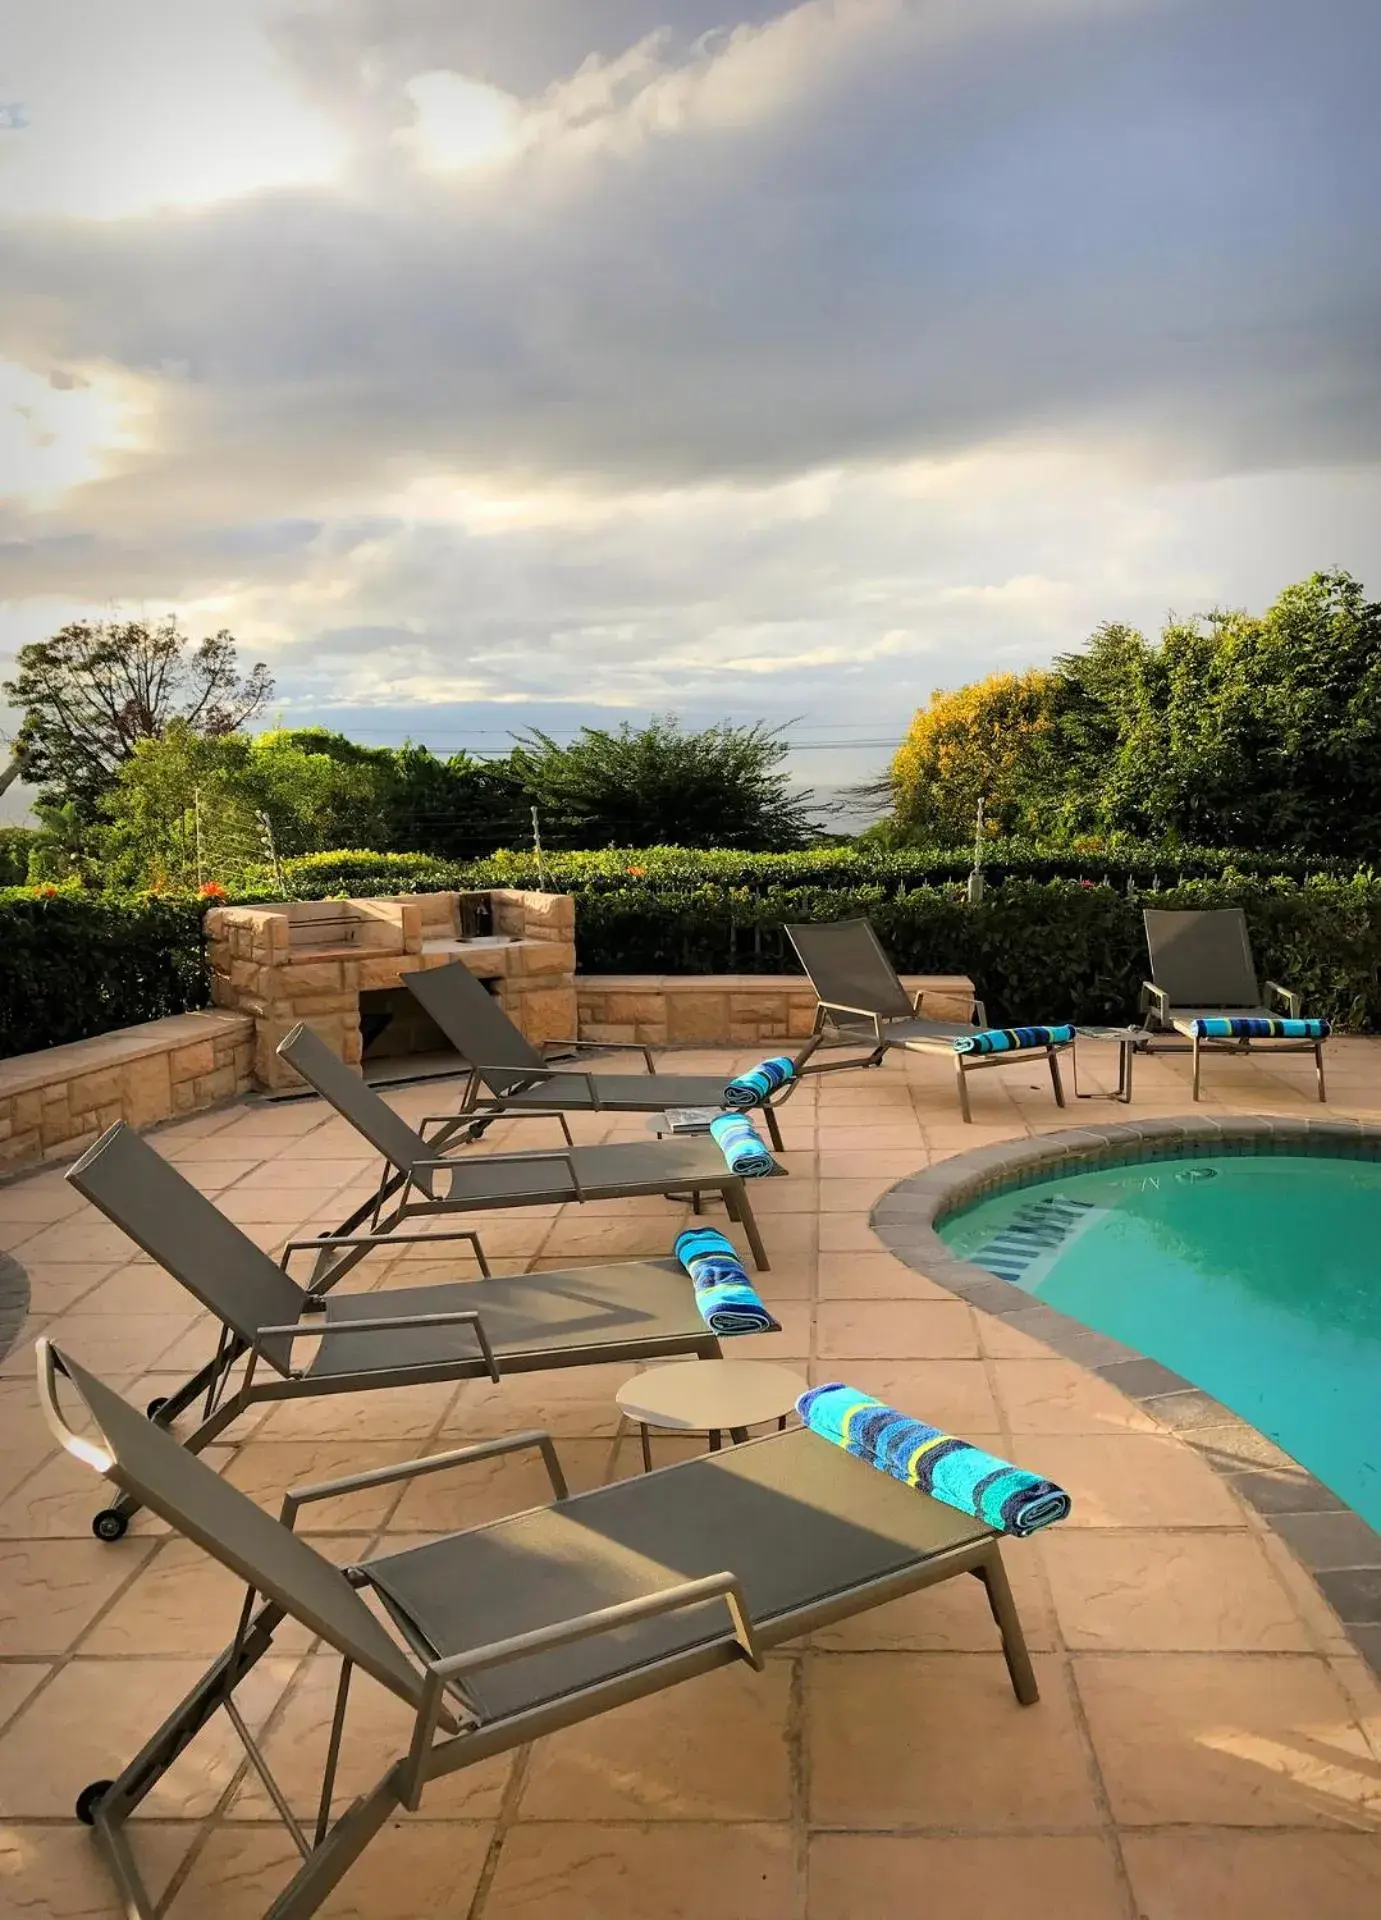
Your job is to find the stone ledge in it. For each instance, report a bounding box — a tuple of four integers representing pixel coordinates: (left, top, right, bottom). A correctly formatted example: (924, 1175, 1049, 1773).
(0, 1010, 255, 1172)
(576, 972, 974, 1047)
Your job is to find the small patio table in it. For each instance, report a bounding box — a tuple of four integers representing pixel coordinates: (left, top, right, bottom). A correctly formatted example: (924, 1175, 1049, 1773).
(616, 1359, 808, 1471)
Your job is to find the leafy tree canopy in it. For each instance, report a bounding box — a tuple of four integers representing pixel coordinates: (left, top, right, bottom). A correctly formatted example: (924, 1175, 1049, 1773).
(3, 617, 273, 814)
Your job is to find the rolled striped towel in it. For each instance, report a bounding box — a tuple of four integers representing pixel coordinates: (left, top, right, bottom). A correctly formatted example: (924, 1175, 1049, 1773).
(1189, 1016, 1329, 1040)
(954, 1024, 1076, 1056)
(674, 1226, 779, 1335)
(798, 1383, 1072, 1536)
(722, 1055, 796, 1109)
(709, 1111, 778, 1178)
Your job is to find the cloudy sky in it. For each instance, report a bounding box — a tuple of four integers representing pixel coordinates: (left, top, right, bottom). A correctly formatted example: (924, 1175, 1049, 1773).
(2, 0, 1379, 816)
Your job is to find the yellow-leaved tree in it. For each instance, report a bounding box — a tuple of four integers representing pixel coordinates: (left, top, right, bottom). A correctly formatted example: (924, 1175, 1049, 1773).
(889, 669, 1057, 843)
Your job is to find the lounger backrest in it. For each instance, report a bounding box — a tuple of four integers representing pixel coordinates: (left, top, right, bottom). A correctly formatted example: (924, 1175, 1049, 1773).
(405, 962, 546, 1094)
(1143, 908, 1261, 1010)
(276, 1024, 438, 1197)
(67, 1124, 306, 1367)
(786, 918, 914, 1020)
(41, 1344, 424, 1707)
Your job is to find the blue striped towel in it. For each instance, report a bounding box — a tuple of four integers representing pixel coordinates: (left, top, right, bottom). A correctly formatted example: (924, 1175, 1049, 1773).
(798, 1383, 1072, 1536)
(674, 1227, 779, 1335)
(722, 1056, 796, 1109)
(954, 1023, 1076, 1056)
(1190, 1016, 1329, 1040)
(709, 1111, 778, 1178)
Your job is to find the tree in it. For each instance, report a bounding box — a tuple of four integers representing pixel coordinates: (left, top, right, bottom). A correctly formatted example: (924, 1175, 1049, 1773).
(889, 671, 1058, 842)
(101, 724, 273, 891)
(510, 718, 818, 850)
(3, 617, 273, 813)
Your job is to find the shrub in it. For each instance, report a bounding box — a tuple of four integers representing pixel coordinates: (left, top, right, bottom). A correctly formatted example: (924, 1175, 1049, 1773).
(0, 891, 208, 1056)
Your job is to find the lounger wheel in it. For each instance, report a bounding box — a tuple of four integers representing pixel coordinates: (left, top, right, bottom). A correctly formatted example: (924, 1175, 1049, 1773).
(76, 1780, 113, 1825)
(92, 1508, 129, 1542)
(145, 1396, 170, 1421)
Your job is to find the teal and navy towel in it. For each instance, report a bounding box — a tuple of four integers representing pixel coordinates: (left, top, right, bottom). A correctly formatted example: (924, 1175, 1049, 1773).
(709, 1111, 778, 1178)
(797, 1383, 1072, 1536)
(722, 1056, 796, 1109)
(674, 1226, 779, 1335)
(1189, 1016, 1329, 1041)
(953, 1023, 1076, 1056)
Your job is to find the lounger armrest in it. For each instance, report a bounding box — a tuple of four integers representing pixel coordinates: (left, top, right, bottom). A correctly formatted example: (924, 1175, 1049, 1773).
(282, 1228, 491, 1285)
(279, 1429, 568, 1529)
(1140, 981, 1170, 1027)
(817, 1000, 885, 1038)
(546, 1037, 658, 1074)
(1265, 981, 1303, 1018)
(402, 1569, 763, 1796)
(457, 1063, 604, 1105)
(252, 1309, 501, 1385)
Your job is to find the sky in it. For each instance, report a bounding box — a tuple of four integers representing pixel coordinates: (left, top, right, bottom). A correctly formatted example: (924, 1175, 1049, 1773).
(2, 0, 1380, 824)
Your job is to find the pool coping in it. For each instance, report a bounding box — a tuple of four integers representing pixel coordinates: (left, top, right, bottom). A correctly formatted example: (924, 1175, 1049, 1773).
(869, 1113, 1381, 1677)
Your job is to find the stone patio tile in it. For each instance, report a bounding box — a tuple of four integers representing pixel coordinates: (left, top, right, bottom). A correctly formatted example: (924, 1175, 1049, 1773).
(438, 1364, 658, 1440)
(532, 1217, 691, 1260)
(819, 1176, 900, 1212)
(822, 1359, 999, 1432)
(0, 1655, 299, 1817)
(816, 1249, 953, 1299)
(0, 1445, 230, 1539)
(808, 1653, 1099, 1829)
(11, 1219, 134, 1264)
(817, 1215, 887, 1252)
(227, 1656, 512, 1821)
(70, 1264, 201, 1317)
(249, 1379, 458, 1442)
(36, 1310, 201, 1376)
(1042, 1531, 1312, 1651)
(483, 1822, 797, 1920)
(83, 1534, 371, 1657)
(0, 1179, 86, 1224)
(816, 1300, 979, 1360)
(817, 1151, 930, 1180)
(0, 1660, 49, 1731)
(168, 1821, 493, 1920)
(222, 1441, 420, 1530)
(17, 1260, 122, 1312)
(1018, 1434, 1248, 1529)
(0, 1824, 196, 1919)
(808, 1835, 1128, 1920)
(387, 1438, 613, 1529)
(0, 1538, 156, 1653)
(991, 1359, 1160, 1435)
(812, 1536, 1053, 1653)
(1122, 1831, 1381, 1920)
(519, 1661, 793, 1821)
(1075, 1652, 1381, 1828)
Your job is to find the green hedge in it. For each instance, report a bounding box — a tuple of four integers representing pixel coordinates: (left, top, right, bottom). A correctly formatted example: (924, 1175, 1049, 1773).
(0, 891, 208, 1057)
(4, 862, 1379, 1061)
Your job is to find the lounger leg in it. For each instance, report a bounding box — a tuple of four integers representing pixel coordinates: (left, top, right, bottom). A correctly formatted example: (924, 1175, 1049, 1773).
(640, 1424, 653, 1472)
(730, 1182, 771, 1272)
(763, 1105, 784, 1153)
(976, 1549, 1039, 1706)
(955, 1055, 973, 1123)
(1048, 1048, 1066, 1109)
(1315, 1043, 1327, 1103)
(1192, 1033, 1203, 1102)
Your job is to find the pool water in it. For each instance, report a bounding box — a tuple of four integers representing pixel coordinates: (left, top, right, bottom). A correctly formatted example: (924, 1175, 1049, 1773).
(941, 1153, 1381, 1529)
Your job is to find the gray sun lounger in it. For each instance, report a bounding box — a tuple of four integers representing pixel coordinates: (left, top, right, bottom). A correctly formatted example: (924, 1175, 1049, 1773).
(39, 1340, 1038, 1920)
(1140, 908, 1326, 1101)
(276, 1023, 770, 1283)
(405, 959, 794, 1150)
(786, 917, 1067, 1122)
(67, 1120, 753, 1541)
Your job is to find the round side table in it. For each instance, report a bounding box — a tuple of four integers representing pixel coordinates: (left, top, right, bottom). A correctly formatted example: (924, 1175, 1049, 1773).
(616, 1360, 808, 1471)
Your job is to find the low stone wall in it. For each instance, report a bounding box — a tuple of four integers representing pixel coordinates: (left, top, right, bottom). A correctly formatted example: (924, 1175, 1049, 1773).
(576, 973, 976, 1047)
(0, 1010, 254, 1170)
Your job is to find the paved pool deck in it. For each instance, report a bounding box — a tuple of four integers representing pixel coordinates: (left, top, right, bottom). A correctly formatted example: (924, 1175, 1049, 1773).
(0, 1035, 1379, 1918)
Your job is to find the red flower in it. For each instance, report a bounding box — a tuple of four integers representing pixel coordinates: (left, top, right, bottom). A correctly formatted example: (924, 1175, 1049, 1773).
(625, 865, 647, 878)
(198, 881, 229, 900)
(32, 884, 58, 899)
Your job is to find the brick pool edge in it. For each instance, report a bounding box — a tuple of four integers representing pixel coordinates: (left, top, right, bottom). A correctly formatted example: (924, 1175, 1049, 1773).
(870, 1113, 1381, 1677)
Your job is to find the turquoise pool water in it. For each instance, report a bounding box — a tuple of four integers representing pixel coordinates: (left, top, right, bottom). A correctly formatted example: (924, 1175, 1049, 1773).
(941, 1153, 1381, 1529)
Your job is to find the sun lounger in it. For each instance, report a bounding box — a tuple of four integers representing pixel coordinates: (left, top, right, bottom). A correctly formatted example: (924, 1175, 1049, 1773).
(403, 959, 794, 1149)
(275, 1023, 771, 1284)
(786, 918, 1072, 1121)
(66, 1120, 759, 1539)
(1140, 908, 1328, 1100)
(39, 1341, 1039, 1920)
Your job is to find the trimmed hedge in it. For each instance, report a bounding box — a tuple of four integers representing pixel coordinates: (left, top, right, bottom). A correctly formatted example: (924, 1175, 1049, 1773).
(4, 861, 1380, 1060)
(0, 891, 208, 1057)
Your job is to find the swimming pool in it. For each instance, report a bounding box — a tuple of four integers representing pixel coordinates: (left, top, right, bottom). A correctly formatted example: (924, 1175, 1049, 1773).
(940, 1151, 1381, 1529)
